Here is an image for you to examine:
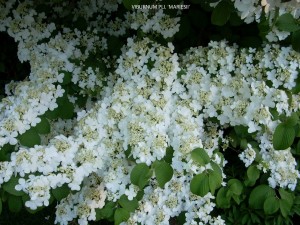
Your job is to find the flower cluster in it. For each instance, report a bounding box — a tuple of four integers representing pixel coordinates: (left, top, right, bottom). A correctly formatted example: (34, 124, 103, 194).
(211, 0, 300, 41)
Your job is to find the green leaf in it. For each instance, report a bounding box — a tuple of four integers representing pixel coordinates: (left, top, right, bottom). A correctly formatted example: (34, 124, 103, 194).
(228, 179, 243, 195)
(118, 195, 138, 213)
(216, 187, 231, 208)
(211, 1, 232, 26)
(264, 196, 280, 214)
(246, 165, 260, 184)
(276, 13, 300, 32)
(18, 128, 41, 147)
(130, 163, 152, 189)
(153, 161, 173, 188)
(35, 117, 51, 134)
(292, 30, 300, 52)
(208, 162, 223, 194)
(163, 146, 174, 164)
(95, 201, 116, 221)
(273, 123, 295, 150)
(232, 194, 241, 205)
(58, 98, 74, 119)
(190, 173, 210, 197)
(114, 208, 130, 225)
(234, 125, 249, 137)
(2, 177, 25, 196)
(44, 107, 59, 119)
(8, 195, 22, 213)
(191, 148, 210, 166)
(279, 188, 294, 202)
(280, 198, 293, 218)
(249, 185, 275, 209)
(52, 184, 70, 201)
(240, 138, 248, 150)
(208, 170, 222, 195)
(283, 112, 299, 127)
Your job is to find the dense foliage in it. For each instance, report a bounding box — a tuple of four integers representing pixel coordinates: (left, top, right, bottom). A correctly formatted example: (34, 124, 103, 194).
(0, 0, 300, 224)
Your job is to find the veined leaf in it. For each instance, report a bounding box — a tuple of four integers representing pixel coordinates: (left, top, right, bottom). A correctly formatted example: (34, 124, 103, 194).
(191, 148, 210, 166)
(273, 123, 295, 150)
(130, 163, 152, 189)
(153, 161, 173, 188)
(190, 173, 210, 197)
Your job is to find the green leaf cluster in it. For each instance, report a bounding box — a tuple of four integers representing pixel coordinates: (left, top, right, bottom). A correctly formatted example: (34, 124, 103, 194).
(216, 179, 244, 208)
(190, 148, 223, 196)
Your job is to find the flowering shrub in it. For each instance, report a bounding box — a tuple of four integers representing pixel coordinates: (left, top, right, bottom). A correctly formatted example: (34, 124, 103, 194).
(0, 0, 300, 224)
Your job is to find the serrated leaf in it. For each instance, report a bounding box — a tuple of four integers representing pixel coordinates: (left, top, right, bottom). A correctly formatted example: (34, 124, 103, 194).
(276, 13, 300, 32)
(130, 163, 152, 189)
(249, 185, 275, 209)
(190, 173, 210, 197)
(35, 117, 51, 134)
(191, 148, 210, 166)
(8, 195, 22, 213)
(211, 1, 232, 26)
(18, 128, 41, 147)
(2, 177, 25, 196)
(216, 187, 231, 208)
(114, 208, 130, 225)
(52, 184, 70, 201)
(273, 123, 295, 150)
(118, 195, 138, 213)
(153, 161, 173, 188)
(264, 196, 280, 214)
(228, 179, 243, 195)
